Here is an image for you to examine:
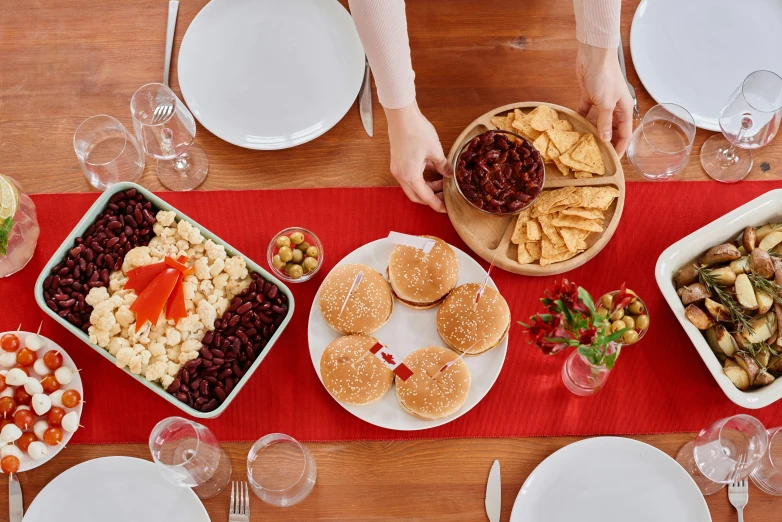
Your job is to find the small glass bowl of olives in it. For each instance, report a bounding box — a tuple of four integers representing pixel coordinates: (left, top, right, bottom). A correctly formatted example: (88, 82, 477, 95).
(267, 227, 323, 283)
(596, 289, 650, 346)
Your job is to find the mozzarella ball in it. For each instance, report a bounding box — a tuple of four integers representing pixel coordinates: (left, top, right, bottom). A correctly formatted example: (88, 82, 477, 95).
(13, 405, 29, 413)
(49, 390, 64, 409)
(24, 378, 43, 395)
(28, 441, 47, 460)
(0, 444, 23, 461)
(61, 411, 80, 433)
(54, 367, 73, 385)
(0, 388, 13, 399)
(0, 352, 17, 368)
(0, 370, 7, 377)
(31, 394, 52, 416)
(33, 420, 48, 440)
(33, 359, 51, 377)
(24, 334, 47, 352)
(5, 368, 27, 387)
(0, 424, 22, 443)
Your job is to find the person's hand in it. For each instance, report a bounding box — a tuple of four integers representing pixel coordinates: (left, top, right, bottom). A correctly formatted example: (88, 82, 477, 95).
(575, 42, 634, 157)
(385, 101, 451, 213)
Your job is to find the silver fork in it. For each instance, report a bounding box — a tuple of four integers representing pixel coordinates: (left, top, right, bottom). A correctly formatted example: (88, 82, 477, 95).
(728, 455, 749, 522)
(151, 1, 179, 124)
(229, 481, 250, 522)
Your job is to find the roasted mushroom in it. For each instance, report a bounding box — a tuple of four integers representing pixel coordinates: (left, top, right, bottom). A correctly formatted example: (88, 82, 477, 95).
(681, 283, 711, 305)
(700, 244, 741, 266)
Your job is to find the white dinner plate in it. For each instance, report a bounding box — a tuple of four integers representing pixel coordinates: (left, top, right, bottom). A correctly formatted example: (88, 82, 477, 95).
(307, 238, 508, 431)
(510, 437, 711, 522)
(178, 0, 365, 150)
(631, 0, 782, 131)
(0, 331, 83, 473)
(24, 456, 210, 522)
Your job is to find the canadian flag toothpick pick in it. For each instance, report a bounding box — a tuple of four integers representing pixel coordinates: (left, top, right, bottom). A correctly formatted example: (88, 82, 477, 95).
(369, 342, 413, 381)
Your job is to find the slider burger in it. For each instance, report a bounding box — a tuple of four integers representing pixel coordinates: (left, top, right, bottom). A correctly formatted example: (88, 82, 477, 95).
(319, 263, 393, 335)
(320, 335, 394, 405)
(387, 235, 459, 310)
(437, 283, 510, 356)
(395, 346, 471, 420)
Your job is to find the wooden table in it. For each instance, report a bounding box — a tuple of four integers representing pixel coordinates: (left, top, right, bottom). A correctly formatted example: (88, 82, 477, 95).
(1, 0, 780, 520)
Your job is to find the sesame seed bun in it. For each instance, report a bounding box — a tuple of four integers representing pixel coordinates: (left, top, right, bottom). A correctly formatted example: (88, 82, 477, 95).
(436, 283, 510, 356)
(387, 236, 459, 309)
(318, 263, 394, 335)
(320, 335, 394, 406)
(395, 346, 471, 420)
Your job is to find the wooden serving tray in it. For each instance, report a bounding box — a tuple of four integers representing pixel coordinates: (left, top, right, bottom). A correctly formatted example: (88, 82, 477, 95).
(444, 102, 625, 276)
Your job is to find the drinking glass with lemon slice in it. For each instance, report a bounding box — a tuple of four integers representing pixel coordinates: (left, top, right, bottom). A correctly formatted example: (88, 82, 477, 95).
(0, 175, 39, 278)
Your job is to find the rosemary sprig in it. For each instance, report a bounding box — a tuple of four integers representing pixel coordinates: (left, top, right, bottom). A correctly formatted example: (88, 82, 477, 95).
(0, 217, 13, 256)
(748, 272, 782, 305)
(697, 266, 754, 334)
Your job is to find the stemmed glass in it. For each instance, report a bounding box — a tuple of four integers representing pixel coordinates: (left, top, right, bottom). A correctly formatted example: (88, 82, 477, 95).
(702, 70, 782, 183)
(130, 83, 208, 191)
(149, 417, 232, 499)
(676, 414, 768, 495)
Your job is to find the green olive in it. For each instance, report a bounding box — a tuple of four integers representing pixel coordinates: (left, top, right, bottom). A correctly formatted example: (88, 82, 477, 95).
(272, 255, 286, 270)
(288, 264, 304, 279)
(627, 301, 645, 315)
(302, 256, 318, 272)
(610, 308, 625, 321)
(622, 329, 639, 345)
(297, 241, 311, 252)
(622, 316, 636, 329)
(275, 235, 291, 248)
(290, 232, 305, 245)
(278, 246, 293, 262)
(635, 314, 650, 330)
(306, 246, 320, 258)
(596, 306, 609, 319)
(611, 320, 626, 334)
(291, 248, 304, 263)
(284, 262, 295, 275)
(601, 294, 613, 309)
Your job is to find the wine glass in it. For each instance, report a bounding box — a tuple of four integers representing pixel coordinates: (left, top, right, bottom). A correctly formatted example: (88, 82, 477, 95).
(751, 427, 782, 495)
(74, 115, 145, 190)
(676, 414, 768, 495)
(702, 70, 782, 183)
(247, 433, 317, 507)
(130, 83, 208, 191)
(149, 417, 232, 499)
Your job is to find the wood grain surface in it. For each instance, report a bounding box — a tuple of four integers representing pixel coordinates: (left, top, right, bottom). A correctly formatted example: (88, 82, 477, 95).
(2, 0, 782, 520)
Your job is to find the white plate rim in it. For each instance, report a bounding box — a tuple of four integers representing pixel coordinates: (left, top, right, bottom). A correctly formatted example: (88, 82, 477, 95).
(307, 238, 508, 431)
(510, 437, 711, 522)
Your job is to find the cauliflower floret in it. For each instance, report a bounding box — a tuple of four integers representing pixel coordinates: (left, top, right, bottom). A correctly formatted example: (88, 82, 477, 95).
(186, 227, 204, 245)
(107, 337, 130, 357)
(210, 287, 225, 299)
(148, 342, 166, 358)
(109, 323, 121, 336)
(209, 258, 225, 278)
(192, 291, 206, 306)
(140, 349, 152, 366)
(156, 210, 176, 227)
(215, 297, 231, 316)
(166, 346, 181, 362)
(175, 239, 190, 252)
(160, 226, 176, 239)
(161, 374, 174, 390)
(181, 338, 201, 354)
(145, 360, 168, 382)
(176, 219, 193, 239)
(177, 350, 199, 364)
(224, 256, 247, 280)
(207, 294, 219, 305)
(123, 293, 137, 307)
(199, 279, 214, 295)
(88, 327, 111, 348)
(128, 354, 143, 375)
(165, 327, 182, 347)
(197, 300, 217, 330)
(110, 276, 128, 292)
(204, 239, 227, 261)
(85, 287, 110, 307)
(194, 257, 211, 280)
(213, 273, 229, 290)
(176, 314, 203, 335)
(122, 246, 154, 273)
(182, 281, 197, 301)
(116, 346, 135, 369)
(115, 305, 135, 328)
(166, 361, 181, 376)
(148, 236, 166, 256)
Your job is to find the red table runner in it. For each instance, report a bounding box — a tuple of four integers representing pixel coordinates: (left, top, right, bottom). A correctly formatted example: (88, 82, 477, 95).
(3, 182, 782, 444)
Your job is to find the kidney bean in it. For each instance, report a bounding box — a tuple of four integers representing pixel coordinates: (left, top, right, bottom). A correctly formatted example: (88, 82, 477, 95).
(217, 368, 232, 380)
(213, 387, 227, 402)
(236, 302, 253, 315)
(46, 300, 57, 312)
(202, 331, 214, 345)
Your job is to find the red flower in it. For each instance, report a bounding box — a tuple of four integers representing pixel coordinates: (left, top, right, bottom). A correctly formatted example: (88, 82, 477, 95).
(527, 314, 572, 355)
(611, 283, 634, 314)
(545, 279, 589, 315)
(578, 327, 597, 346)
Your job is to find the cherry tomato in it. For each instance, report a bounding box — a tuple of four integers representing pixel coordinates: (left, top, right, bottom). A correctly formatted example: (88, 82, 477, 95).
(13, 387, 30, 406)
(43, 426, 63, 446)
(17, 432, 37, 452)
(0, 455, 19, 474)
(16, 347, 36, 367)
(43, 350, 63, 371)
(13, 366, 29, 377)
(61, 389, 81, 408)
(41, 374, 59, 394)
(47, 407, 65, 427)
(0, 374, 6, 393)
(13, 409, 34, 430)
(0, 397, 16, 419)
(0, 334, 19, 353)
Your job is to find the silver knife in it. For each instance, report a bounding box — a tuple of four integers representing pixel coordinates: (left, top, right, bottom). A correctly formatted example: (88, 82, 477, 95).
(485, 460, 500, 522)
(617, 39, 641, 120)
(9, 474, 23, 522)
(358, 57, 373, 137)
(164, 1, 179, 86)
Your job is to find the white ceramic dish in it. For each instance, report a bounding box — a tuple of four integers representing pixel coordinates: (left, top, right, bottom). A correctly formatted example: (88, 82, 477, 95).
(178, 0, 365, 150)
(656, 189, 782, 409)
(510, 437, 711, 522)
(631, 0, 782, 131)
(23, 456, 210, 522)
(0, 331, 83, 473)
(307, 238, 508, 431)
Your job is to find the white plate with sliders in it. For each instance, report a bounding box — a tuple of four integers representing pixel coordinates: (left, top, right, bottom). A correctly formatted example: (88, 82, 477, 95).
(23, 456, 210, 522)
(308, 238, 508, 431)
(631, 0, 782, 131)
(0, 331, 83, 473)
(178, 0, 365, 150)
(510, 437, 711, 522)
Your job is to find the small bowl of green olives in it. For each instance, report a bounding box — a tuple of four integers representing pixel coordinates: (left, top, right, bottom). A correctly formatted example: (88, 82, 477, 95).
(596, 289, 650, 346)
(267, 227, 323, 283)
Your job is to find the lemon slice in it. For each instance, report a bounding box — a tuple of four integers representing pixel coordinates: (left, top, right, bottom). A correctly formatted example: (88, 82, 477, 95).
(0, 175, 18, 221)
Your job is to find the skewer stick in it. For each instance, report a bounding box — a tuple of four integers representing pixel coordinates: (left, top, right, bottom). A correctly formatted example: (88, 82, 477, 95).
(473, 254, 497, 311)
(338, 271, 364, 318)
(429, 338, 484, 380)
(36, 321, 43, 335)
(16, 324, 21, 333)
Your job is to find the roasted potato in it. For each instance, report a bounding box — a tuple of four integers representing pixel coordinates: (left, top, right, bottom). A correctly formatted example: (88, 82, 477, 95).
(755, 370, 775, 386)
(685, 304, 716, 330)
(735, 352, 761, 384)
(760, 230, 782, 252)
(700, 244, 741, 266)
(709, 266, 737, 286)
(735, 273, 759, 310)
(744, 312, 777, 344)
(768, 355, 782, 375)
(704, 298, 731, 322)
(757, 223, 779, 241)
(675, 264, 700, 288)
(681, 283, 711, 305)
(750, 248, 775, 278)
(757, 289, 774, 315)
(742, 226, 757, 252)
(705, 324, 738, 356)
(724, 359, 751, 391)
(730, 257, 750, 274)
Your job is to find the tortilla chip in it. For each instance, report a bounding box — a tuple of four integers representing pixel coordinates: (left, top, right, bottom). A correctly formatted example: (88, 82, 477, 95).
(559, 227, 591, 252)
(552, 119, 574, 131)
(490, 115, 514, 133)
(532, 133, 551, 162)
(528, 106, 560, 132)
(517, 243, 534, 264)
(574, 170, 593, 179)
(526, 220, 542, 241)
(568, 134, 606, 174)
(511, 209, 531, 244)
(511, 115, 541, 141)
(561, 207, 604, 220)
(526, 241, 542, 260)
(547, 130, 582, 155)
(551, 214, 605, 233)
(540, 239, 579, 266)
(559, 151, 599, 173)
(541, 236, 569, 258)
(547, 141, 561, 161)
(552, 155, 572, 176)
(579, 186, 620, 210)
(533, 187, 576, 214)
(538, 214, 565, 249)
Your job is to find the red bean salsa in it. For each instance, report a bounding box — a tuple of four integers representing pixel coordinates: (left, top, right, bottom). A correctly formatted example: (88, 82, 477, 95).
(455, 130, 544, 214)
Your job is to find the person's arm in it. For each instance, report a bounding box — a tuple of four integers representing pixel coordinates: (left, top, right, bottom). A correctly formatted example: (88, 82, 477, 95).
(574, 0, 621, 49)
(349, 0, 450, 213)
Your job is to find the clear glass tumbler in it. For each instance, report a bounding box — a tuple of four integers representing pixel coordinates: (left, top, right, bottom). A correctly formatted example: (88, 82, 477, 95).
(74, 115, 145, 191)
(676, 414, 768, 495)
(627, 103, 696, 180)
(149, 416, 232, 499)
(751, 427, 782, 495)
(561, 342, 619, 396)
(702, 70, 782, 183)
(247, 433, 317, 507)
(0, 175, 39, 278)
(130, 83, 208, 191)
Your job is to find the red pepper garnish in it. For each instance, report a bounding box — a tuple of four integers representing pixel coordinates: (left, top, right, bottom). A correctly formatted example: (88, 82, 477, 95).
(125, 261, 167, 294)
(165, 255, 194, 277)
(126, 255, 194, 332)
(165, 273, 189, 324)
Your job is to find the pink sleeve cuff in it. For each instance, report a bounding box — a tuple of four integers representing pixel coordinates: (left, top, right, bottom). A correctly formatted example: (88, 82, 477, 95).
(573, 0, 622, 49)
